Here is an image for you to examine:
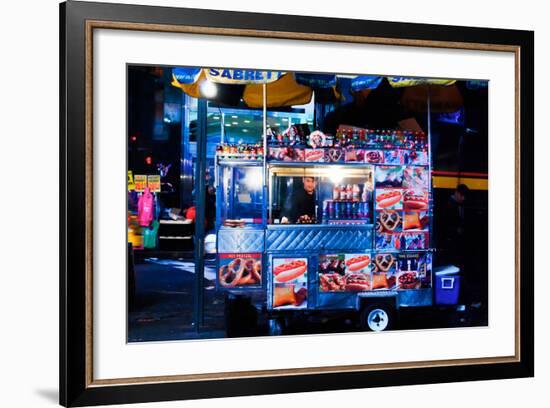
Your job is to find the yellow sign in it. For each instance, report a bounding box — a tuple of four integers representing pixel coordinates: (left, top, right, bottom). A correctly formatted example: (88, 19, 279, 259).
(387, 77, 456, 88)
(433, 176, 488, 191)
(127, 171, 135, 191)
(134, 175, 147, 192)
(147, 175, 161, 193)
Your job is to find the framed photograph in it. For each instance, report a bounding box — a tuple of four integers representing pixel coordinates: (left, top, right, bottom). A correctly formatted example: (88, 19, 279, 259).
(60, 1, 534, 406)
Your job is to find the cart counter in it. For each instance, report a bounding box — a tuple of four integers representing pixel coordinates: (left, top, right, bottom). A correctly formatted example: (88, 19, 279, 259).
(217, 223, 374, 254)
(266, 224, 373, 253)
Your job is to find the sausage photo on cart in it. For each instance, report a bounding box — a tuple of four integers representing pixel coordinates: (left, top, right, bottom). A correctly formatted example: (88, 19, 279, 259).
(403, 189, 429, 211)
(344, 273, 371, 291)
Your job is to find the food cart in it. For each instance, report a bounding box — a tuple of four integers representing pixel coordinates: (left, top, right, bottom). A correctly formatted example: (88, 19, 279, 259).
(215, 125, 433, 332)
(171, 69, 447, 332)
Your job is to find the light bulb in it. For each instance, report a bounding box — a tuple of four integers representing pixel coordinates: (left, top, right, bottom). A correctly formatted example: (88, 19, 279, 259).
(199, 80, 217, 98)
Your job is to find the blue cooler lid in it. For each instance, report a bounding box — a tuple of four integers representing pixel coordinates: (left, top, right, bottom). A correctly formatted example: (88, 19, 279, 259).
(434, 265, 460, 276)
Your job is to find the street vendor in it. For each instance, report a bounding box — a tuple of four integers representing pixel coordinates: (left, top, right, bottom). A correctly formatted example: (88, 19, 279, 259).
(280, 177, 317, 224)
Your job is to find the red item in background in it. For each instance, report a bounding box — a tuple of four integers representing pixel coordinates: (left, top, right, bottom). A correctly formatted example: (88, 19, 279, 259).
(137, 187, 154, 227)
(185, 206, 196, 222)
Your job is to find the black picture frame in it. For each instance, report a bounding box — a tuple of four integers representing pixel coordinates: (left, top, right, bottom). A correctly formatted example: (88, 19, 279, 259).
(60, 1, 534, 406)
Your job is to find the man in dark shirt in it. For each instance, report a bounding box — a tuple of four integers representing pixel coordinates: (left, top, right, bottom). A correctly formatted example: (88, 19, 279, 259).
(441, 184, 480, 305)
(281, 177, 317, 223)
(444, 184, 470, 262)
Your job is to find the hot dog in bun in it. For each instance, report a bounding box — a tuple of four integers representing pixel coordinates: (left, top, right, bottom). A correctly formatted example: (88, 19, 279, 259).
(274, 260, 307, 283)
(376, 190, 402, 209)
(345, 255, 371, 272)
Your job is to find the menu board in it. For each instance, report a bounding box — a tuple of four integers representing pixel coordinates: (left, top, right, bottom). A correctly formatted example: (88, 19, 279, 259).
(372, 163, 431, 290)
(315, 161, 433, 293)
(218, 253, 262, 288)
(272, 258, 308, 309)
(264, 127, 433, 296)
(318, 250, 432, 292)
(371, 252, 432, 291)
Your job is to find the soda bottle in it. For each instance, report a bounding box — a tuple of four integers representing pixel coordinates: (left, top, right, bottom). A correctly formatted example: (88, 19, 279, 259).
(339, 184, 346, 201)
(363, 202, 370, 221)
(334, 201, 340, 219)
(368, 129, 375, 146)
(352, 184, 360, 202)
(333, 185, 340, 201)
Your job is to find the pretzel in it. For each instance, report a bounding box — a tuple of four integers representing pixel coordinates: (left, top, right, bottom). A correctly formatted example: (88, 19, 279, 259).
(238, 259, 256, 285)
(380, 211, 401, 231)
(218, 258, 244, 288)
(374, 254, 395, 272)
(252, 260, 262, 283)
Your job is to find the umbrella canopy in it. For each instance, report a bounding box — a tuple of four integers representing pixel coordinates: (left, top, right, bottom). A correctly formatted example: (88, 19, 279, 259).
(171, 67, 467, 113)
(243, 73, 312, 108)
(349, 75, 462, 114)
(400, 84, 464, 113)
(171, 67, 315, 108)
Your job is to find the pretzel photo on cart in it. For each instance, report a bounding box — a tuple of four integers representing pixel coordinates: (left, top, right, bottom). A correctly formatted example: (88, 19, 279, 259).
(373, 253, 396, 273)
(219, 258, 244, 288)
(219, 257, 262, 287)
(377, 210, 402, 233)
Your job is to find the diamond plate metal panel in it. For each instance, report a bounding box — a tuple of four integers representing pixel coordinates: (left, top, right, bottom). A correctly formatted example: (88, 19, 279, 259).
(266, 226, 372, 252)
(218, 228, 264, 253)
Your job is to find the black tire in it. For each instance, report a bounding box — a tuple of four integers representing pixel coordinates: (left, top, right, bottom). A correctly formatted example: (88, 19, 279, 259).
(359, 303, 395, 332)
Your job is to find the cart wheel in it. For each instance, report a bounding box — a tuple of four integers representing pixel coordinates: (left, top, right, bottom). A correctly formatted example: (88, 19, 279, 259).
(268, 318, 284, 336)
(360, 304, 394, 332)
